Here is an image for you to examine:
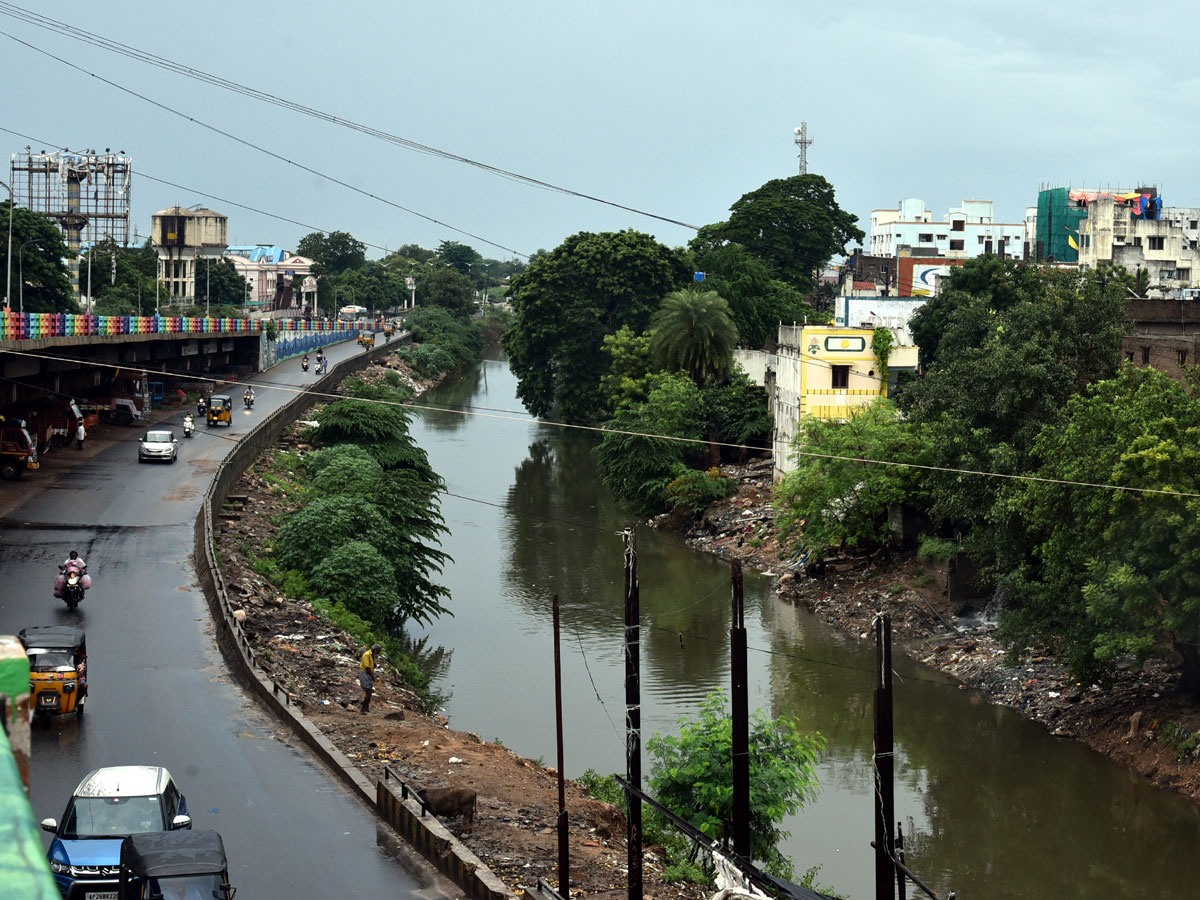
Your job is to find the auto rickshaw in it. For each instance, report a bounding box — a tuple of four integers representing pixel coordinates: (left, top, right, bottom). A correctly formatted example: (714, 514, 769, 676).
(19, 626, 87, 719)
(206, 394, 233, 427)
(357, 333, 375, 349)
(119, 830, 236, 900)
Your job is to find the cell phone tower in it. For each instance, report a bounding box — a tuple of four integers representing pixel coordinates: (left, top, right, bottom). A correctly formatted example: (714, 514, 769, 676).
(10, 148, 132, 301)
(793, 123, 813, 175)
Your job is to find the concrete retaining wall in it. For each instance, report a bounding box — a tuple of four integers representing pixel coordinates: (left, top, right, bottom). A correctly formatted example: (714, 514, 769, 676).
(191, 339, 515, 900)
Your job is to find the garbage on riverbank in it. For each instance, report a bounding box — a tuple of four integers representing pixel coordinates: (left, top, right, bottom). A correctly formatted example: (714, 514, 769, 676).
(677, 458, 1200, 800)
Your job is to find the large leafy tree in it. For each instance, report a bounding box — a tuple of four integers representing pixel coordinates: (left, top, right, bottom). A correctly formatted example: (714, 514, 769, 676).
(897, 259, 1130, 578)
(435, 240, 481, 275)
(701, 174, 863, 291)
(419, 265, 475, 318)
(296, 230, 366, 275)
(503, 229, 690, 423)
(774, 399, 933, 557)
(647, 691, 825, 879)
(688, 241, 820, 347)
(649, 289, 738, 386)
(1003, 366, 1200, 696)
(0, 202, 74, 312)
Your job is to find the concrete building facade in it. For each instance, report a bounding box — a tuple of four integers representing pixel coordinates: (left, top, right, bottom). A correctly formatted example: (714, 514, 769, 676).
(869, 198, 1026, 261)
(225, 246, 316, 314)
(1076, 195, 1200, 288)
(150, 207, 228, 300)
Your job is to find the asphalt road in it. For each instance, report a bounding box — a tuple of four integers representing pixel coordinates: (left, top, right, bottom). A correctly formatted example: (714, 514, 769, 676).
(0, 334, 455, 898)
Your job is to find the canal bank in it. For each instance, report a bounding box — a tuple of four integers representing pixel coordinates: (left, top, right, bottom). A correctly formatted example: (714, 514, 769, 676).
(219, 350, 1200, 899)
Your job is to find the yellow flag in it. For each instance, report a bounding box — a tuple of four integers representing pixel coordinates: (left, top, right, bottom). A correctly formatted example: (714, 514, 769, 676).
(1068, 235, 1079, 251)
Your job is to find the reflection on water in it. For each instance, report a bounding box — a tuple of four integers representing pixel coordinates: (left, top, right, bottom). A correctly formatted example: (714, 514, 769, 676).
(410, 353, 1200, 900)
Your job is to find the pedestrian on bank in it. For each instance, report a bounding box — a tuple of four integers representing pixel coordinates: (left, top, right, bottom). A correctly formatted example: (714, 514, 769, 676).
(75, 421, 86, 451)
(359, 643, 382, 714)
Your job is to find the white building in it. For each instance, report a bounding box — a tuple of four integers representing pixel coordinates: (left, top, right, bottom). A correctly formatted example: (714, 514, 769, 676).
(225, 245, 316, 313)
(869, 198, 1026, 260)
(1076, 195, 1200, 289)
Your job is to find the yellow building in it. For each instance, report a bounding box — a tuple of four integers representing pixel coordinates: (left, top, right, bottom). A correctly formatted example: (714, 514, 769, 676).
(770, 324, 918, 479)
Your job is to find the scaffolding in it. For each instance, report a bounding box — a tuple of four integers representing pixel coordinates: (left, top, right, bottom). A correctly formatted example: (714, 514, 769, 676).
(10, 150, 133, 298)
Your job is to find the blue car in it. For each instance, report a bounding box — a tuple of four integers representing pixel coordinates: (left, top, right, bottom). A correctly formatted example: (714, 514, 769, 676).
(41, 765, 190, 899)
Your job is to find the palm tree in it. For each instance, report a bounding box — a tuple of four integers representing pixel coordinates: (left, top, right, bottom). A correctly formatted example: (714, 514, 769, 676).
(649, 289, 739, 386)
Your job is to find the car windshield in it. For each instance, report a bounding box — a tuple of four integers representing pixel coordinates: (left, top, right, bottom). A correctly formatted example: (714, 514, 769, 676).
(28, 649, 75, 672)
(61, 796, 163, 838)
(148, 874, 225, 900)
(144, 432, 173, 443)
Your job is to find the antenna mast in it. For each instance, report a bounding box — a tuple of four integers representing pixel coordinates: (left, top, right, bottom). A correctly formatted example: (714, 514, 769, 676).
(793, 122, 813, 175)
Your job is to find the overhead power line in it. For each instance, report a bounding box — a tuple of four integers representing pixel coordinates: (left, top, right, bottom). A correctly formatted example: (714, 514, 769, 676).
(0, 3, 701, 233)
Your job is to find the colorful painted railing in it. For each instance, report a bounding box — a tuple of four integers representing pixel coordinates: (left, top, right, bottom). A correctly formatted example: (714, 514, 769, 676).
(1, 311, 372, 341)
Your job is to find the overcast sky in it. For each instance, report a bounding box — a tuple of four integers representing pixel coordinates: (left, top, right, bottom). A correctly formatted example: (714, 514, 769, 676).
(1, 1, 1191, 262)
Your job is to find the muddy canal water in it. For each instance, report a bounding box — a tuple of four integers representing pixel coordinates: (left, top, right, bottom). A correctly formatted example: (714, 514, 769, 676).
(410, 353, 1200, 898)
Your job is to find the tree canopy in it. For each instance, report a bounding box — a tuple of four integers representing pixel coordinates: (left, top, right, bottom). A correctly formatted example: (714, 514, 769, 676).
(700, 174, 864, 291)
(418, 265, 476, 318)
(297, 230, 367, 275)
(649, 289, 738, 386)
(503, 229, 690, 422)
(0, 202, 74, 312)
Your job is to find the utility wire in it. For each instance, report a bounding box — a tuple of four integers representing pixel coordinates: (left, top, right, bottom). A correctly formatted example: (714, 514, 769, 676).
(0, 4, 700, 233)
(3, 342, 1198, 500)
(0, 28, 530, 259)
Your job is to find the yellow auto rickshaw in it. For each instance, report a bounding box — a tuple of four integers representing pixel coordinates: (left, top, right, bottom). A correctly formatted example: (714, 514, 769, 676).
(206, 394, 233, 427)
(359, 334, 376, 350)
(19, 626, 87, 719)
(383, 325, 395, 337)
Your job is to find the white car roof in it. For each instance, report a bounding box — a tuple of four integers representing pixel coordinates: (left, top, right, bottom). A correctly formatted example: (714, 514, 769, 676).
(74, 765, 172, 798)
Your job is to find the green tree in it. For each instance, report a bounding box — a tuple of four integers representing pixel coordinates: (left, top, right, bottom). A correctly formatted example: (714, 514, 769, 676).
(308, 400, 436, 476)
(703, 370, 771, 453)
(688, 241, 820, 348)
(311, 540, 399, 623)
(296, 230, 366, 275)
(647, 691, 825, 879)
(0, 202, 74, 312)
(1003, 366, 1200, 696)
(419, 265, 476, 318)
(897, 259, 1130, 578)
(595, 373, 705, 514)
(395, 243, 436, 264)
(435, 240, 482, 275)
(774, 399, 932, 557)
(599, 325, 654, 414)
(503, 230, 690, 422)
(649, 289, 738, 386)
(701, 175, 864, 291)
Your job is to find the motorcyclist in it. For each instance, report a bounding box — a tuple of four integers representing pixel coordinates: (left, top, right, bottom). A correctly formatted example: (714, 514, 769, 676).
(183, 412, 195, 436)
(197, 396, 208, 417)
(302, 354, 310, 372)
(243, 387, 255, 406)
(63, 550, 86, 572)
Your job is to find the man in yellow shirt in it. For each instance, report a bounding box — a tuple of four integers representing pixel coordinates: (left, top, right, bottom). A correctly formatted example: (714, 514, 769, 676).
(359, 643, 382, 714)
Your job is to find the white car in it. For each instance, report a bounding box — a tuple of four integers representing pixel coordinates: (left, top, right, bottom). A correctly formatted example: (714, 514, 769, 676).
(137, 430, 178, 464)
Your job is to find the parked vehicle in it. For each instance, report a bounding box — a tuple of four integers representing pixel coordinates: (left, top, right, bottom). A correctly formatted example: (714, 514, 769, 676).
(42, 766, 191, 899)
(137, 430, 178, 464)
(118, 830, 235, 900)
(0, 417, 40, 480)
(206, 395, 232, 427)
(19, 626, 87, 719)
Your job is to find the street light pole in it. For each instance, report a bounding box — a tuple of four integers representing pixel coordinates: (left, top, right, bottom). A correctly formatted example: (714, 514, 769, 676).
(0, 178, 12, 309)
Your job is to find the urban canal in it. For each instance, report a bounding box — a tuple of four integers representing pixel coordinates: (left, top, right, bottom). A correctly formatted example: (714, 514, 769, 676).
(409, 350, 1200, 898)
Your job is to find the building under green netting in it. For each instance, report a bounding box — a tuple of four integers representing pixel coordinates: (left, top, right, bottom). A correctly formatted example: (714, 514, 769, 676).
(1036, 188, 1087, 263)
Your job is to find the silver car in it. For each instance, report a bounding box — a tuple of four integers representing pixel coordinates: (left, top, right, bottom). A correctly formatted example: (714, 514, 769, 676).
(138, 430, 178, 464)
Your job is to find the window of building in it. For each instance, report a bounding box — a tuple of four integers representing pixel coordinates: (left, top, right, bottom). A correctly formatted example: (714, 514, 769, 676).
(831, 365, 850, 389)
(1126, 351, 1135, 362)
(936, 234, 947, 241)
(952, 219, 965, 231)
(1178, 268, 1191, 281)
(1179, 349, 1189, 366)
(1133, 237, 1142, 247)
(1148, 236, 1165, 250)
(1142, 346, 1151, 364)
(918, 233, 933, 243)
(1190, 220, 1197, 229)
(949, 239, 965, 251)
(978, 235, 986, 244)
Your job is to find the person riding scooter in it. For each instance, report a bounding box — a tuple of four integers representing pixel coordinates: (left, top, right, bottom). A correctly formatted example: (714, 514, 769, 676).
(302, 354, 310, 372)
(183, 413, 195, 438)
(243, 387, 255, 409)
(197, 396, 208, 417)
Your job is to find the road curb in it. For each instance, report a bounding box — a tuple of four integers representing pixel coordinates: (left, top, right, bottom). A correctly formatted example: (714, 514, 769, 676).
(192, 337, 515, 900)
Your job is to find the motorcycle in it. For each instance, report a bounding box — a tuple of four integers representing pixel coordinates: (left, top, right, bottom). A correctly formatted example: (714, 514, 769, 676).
(243, 393, 255, 409)
(301, 358, 309, 372)
(183, 415, 195, 438)
(54, 563, 91, 611)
